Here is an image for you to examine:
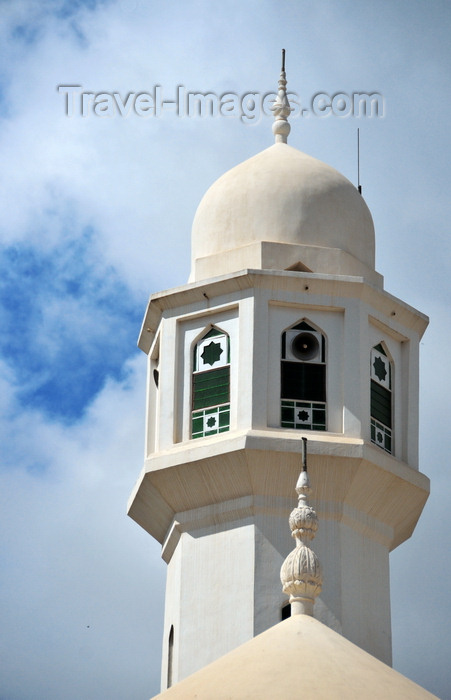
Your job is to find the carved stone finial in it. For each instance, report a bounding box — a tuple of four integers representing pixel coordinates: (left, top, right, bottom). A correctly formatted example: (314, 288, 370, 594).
(271, 48, 292, 144)
(280, 439, 323, 616)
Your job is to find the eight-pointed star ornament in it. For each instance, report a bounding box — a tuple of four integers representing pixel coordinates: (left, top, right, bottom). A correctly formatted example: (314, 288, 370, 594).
(201, 341, 223, 367)
(373, 355, 387, 383)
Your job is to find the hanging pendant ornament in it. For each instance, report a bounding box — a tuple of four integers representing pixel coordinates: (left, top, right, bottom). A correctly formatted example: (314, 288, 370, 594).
(280, 438, 323, 616)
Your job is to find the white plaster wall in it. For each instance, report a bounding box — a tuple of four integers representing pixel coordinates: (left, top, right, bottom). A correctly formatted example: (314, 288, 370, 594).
(400, 333, 420, 468)
(160, 536, 182, 690)
(313, 502, 343, 627)
(155, 315, 178, 452)
(339, 523, 392, 665)
(161, 501, 394, 689)
(162, 521, 256, 687)
(161, 512, 296, 687)
(145, 329, 161, 456)
(401, 339, 411, 465)
(304, 502, 392, 663)
(251, 289, 270, 430)
(253, 513, 295, 635)
(342, 300, 366, 437)
(236, 296, 255, 430)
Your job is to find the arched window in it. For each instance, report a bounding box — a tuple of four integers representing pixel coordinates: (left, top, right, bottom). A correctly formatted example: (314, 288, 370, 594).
(370, 343, 392, 453)
(167, 625, 174, 688)
(281, 603, 291, 620)
(280, 320, 326, 431)
(191, 327, 230, 439)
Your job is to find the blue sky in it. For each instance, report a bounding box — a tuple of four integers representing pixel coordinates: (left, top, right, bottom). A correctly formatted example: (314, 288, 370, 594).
(0, 1, 450, 698)
(0, 230, 141, 421)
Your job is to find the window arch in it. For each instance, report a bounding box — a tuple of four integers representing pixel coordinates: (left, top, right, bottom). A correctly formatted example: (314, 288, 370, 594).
(281, 602, 291, 620)
(370, 343, 392, 453)
(167, 625, 174, 688)
(280, 320, 327, 431)
(191, 327, 230, 439)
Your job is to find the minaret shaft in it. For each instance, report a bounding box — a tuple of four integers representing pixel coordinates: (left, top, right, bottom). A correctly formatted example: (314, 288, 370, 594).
(128, 267, 429, 688)
(128, 56, 430, 695)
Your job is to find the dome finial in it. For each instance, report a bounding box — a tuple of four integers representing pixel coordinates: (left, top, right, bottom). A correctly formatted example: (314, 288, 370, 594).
(272, 48, 292, 144)
(280, 438, 323, 616)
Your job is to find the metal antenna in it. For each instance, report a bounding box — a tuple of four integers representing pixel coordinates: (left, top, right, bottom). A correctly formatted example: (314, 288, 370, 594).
(357, 128, 362, 194)
(302, 437, 308, 472)
(282, 48, 286, 72)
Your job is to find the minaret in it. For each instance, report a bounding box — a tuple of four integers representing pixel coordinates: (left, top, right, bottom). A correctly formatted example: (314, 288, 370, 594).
(128, 54, 430, 691)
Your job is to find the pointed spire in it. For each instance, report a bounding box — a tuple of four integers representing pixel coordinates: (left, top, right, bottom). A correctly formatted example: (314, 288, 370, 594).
(272, 48, 292, 144)
(280, 438, 323, 616)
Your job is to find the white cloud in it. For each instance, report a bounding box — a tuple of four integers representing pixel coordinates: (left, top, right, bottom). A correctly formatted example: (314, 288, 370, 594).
(0, 353, 166, 699)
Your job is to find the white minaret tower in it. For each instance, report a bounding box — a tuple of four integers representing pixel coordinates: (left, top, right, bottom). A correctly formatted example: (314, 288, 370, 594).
(128, 53, 430, 691)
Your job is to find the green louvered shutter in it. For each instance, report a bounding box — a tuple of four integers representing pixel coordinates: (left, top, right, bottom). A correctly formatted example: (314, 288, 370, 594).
(192, 329, 230, 439)
(370, 344, 392, 453)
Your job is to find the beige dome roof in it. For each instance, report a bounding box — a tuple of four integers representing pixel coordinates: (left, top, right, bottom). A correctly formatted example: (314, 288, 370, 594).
(190, 143, 376, 283)
(153, 615, 437, 700)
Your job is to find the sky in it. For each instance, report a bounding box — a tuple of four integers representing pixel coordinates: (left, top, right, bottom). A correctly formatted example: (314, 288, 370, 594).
(0, 0, 450, 698)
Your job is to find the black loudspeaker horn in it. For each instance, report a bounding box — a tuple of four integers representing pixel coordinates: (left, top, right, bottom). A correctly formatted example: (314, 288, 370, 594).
(290, 332, 320, 361)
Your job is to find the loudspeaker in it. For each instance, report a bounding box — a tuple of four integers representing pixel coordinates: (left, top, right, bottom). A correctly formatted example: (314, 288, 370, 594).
(285, 330, 322, 362)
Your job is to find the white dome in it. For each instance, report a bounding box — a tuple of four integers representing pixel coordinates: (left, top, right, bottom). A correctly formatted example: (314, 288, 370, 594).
(190, 143, 375, 281)
(152, 615, 436, 699)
